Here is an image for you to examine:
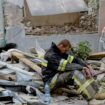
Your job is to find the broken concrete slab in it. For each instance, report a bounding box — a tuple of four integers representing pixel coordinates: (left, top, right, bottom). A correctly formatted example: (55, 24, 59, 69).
(51, 99, 88, 105)
(11, 51, 42, 75)
(19, 94, 46, 105)
(0, 61, 34, 76)
(89, 99, 105, 105)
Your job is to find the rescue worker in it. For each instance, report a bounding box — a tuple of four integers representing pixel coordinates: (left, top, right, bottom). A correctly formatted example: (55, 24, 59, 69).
(42, 39, 93, 91)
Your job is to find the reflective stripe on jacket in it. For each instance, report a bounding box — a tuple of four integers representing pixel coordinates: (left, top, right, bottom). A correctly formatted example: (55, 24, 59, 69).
(42, 42, 87, 83)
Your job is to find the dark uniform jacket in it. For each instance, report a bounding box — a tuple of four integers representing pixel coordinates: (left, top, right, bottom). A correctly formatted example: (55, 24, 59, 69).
(42, 42, 88, 82)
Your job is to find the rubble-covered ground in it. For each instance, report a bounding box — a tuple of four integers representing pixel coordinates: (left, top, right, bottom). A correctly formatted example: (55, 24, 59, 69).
(1, 46, 105, 105)
(0, 50, 89, 105)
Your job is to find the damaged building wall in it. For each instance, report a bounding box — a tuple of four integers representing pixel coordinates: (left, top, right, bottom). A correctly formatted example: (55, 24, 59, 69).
(24, 0, 99, 35)
(24, 0, 86, 27)
(4, 0, 23, 27)
(7, 0, 23, 8)
(6, 27, 99, 53)
(24, 0, 87, 26)
(99, 0, 105, 35)
(4, 0, 100, 52)
(88, 0, 99, 15)
(0, 0, 6, 47)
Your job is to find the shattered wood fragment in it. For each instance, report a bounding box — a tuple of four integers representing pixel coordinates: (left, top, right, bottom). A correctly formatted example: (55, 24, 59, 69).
(11, 52, 42, 75)
(0, 73, 16, 81)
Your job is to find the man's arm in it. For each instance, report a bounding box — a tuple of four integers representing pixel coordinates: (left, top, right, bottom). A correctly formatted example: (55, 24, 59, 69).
(73, 57, 94, 78)
(44, 52, 61, 71)
(45, 53, 84, 72)
(73, 57, 88, 67)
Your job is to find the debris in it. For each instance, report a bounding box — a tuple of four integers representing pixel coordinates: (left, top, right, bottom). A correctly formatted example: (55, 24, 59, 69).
(0, 60, 34, 76)
(0, 47, 104, 105)
(88, 52, 105, 60)
(51, 99, 88, 105)
(89, 99, 105, 105)
(0, 49, 35, 62)
(2, 90, 26, 104)
(87, 60, 102, 67)
(0, 0, 102, 105)
(95, 93, 105, 100)
(16, 72, 32, 82)
(0, 73, 16, 81)
(11, 51, 42, 75)
(19, 94, 46, 105)
(97, 59, 105, 81)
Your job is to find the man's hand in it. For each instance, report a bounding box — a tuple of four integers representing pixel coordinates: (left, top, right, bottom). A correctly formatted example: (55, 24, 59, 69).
(83, 65, 94, 78)
(87, 65, 94, 76)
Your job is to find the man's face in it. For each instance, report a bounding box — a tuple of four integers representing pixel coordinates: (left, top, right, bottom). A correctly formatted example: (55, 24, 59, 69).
(58, 44, 70, 54)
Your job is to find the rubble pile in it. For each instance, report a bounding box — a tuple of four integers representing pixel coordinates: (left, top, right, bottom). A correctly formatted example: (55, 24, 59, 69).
(0, 48, 89, 105)
(25, 20, 98, 35)
(0, 44, 105, 105)
(24, 14, 98, 35)
(79, 14, 98, 33)
(25, 22, 82, 35)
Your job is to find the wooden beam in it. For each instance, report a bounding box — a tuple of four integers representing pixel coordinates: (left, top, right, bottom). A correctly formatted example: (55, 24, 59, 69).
(0, 61, 34, 76)
(11, 52, 42, 75)
(88, 52, 105, 60)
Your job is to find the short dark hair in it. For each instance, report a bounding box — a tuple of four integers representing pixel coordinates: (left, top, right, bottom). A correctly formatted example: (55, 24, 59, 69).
(58, 39, 71, 48)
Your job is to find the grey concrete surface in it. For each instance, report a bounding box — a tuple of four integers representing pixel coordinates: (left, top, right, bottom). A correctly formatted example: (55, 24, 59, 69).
(6, 25, 99, 53)
(99, 0, 105, 35)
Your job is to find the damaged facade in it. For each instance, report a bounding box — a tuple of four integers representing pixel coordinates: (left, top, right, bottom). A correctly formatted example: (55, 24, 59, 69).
(3, 0, 100, 36)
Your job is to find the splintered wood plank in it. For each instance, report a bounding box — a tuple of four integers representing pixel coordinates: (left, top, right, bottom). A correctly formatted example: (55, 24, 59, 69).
(0, 73, 16, 81)
(88, 52, 105, 60)
(0, 61, 34, 76)
(12, 52, 42, 75)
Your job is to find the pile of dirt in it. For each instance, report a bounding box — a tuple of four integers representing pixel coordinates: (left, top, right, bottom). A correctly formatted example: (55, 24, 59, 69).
(24, 14, 98, 35)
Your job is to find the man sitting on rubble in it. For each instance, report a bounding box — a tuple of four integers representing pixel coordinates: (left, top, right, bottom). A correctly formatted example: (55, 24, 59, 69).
(42, 39, 93, 91)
